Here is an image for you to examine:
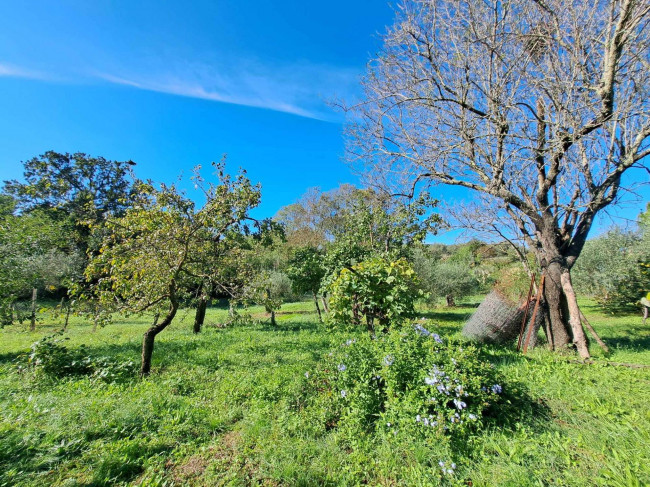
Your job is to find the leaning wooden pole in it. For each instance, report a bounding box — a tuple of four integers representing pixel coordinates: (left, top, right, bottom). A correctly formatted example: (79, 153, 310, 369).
(523, 275, 545, 354)
(579, 310, 609, 354)
(517, 273, 536, 351)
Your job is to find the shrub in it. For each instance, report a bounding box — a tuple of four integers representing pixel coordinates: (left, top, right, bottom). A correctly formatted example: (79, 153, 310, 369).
(327, 257, 421, 331)
(303, 323, 505, 441)
(25, 332, 135, 381)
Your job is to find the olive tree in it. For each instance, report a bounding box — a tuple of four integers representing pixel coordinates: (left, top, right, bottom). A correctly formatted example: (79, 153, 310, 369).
(346, 0, 650, 358)
(83, 162, 261, 375)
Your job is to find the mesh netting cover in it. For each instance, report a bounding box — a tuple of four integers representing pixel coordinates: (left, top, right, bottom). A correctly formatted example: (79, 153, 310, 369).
(462, 290, 543, 345)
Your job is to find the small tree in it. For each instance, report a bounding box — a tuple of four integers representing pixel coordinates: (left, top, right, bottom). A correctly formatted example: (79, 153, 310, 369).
(83, 163, 261, 375)
(328, 257, 421, 333)
(286, 246, 327, 321)
(417, 260, 479, 307)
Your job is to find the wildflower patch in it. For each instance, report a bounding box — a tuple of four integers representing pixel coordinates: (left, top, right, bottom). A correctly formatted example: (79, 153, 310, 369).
(303, 323, 506, 441)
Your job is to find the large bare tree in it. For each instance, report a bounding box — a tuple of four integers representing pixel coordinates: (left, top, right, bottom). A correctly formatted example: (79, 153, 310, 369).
(345, 0, 650, 358)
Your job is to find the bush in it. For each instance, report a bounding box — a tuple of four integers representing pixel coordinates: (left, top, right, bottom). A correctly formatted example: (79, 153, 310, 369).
(327, 257, 421, 330)
(24, 332, 135, 381)
(303, 323, 505, 441)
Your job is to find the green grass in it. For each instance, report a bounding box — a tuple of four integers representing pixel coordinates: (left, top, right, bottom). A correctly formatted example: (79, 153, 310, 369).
(0, 297, 649, 486)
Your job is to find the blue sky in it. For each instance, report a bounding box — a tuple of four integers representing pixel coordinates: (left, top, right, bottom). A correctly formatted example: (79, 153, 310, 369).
(0, 0, 647, 243)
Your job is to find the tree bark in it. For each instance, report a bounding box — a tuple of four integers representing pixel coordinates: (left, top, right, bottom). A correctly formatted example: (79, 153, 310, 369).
(193, 295, 208, 333)
(352, 294, 361, 325)
(445, 294, 455, 307)
(321, 292, 330, 313)
(270, 309, 277, 326)
(30, 288, 37, 331)
(141, 304, 178, 376)
(313, 292, 323, 322)
(366, 315, 375, 334)
(541, 262, 572, 349)
(64, 301, 71, 331)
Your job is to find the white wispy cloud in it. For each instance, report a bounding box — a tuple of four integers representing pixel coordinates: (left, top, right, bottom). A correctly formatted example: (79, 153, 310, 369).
(0, 62, 45, 79)
(0, 57, 362, 121)
(92, 59, 361, 121)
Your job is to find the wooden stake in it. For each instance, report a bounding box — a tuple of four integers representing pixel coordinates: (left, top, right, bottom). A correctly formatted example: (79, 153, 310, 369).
(523, 275, 545, 354)
(517, 273, 536, 351)
(579, 310, 610, 354)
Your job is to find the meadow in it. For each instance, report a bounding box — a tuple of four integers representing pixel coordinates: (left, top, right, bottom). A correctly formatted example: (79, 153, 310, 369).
(0, 298, 648, 487)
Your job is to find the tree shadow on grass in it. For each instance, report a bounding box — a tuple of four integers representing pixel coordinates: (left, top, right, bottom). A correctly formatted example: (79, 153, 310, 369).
(419, 310, 473, 326)
(0, 350, 27, 366)
(448, 344, 553, 457)
(65, 319, 330, 374)
(601, 334, 650, 353)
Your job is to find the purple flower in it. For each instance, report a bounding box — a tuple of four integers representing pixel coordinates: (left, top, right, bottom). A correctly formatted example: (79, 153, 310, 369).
(491, 384, 503, 394)
(432, 333, 443, 344)
(340, 390, 347, 398)
(338, 364, 347, 372)
(414, 324, 431, 336)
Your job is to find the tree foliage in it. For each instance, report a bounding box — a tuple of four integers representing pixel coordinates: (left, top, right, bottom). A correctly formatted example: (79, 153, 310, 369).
(328, 257, 421, 332)
(573, 222, 650, 312)
(82, 162, 262, 374)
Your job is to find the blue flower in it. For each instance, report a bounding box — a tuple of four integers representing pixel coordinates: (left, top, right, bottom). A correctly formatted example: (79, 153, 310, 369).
(425, 376, 438, 385)
(338, 364, 347, 372)
(491, 384, 503, 394)
(383, 355, 394, 366)
(304, 371, 309, 378)
(453, 399, 467, 410)
(414, 324, 431, 336)
(469, 413, 477, 420)
(340, 390, 347, 398)
(432, 333, 443, 344)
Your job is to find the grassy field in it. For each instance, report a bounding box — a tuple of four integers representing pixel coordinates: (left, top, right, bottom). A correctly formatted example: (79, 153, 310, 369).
(0, 298, 649, 486)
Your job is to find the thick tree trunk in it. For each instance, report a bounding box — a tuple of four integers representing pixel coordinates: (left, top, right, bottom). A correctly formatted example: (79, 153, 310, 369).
(30, 288, 37, 331)
(313, 292, 323, 322)
(542, 263, 572, 349)
(446, 294, 455, 307)
(539, 256, 590, 358)
(270, 309, 277, 326)
(193, 296, 208, 333)
(141, 304, 178, 376)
